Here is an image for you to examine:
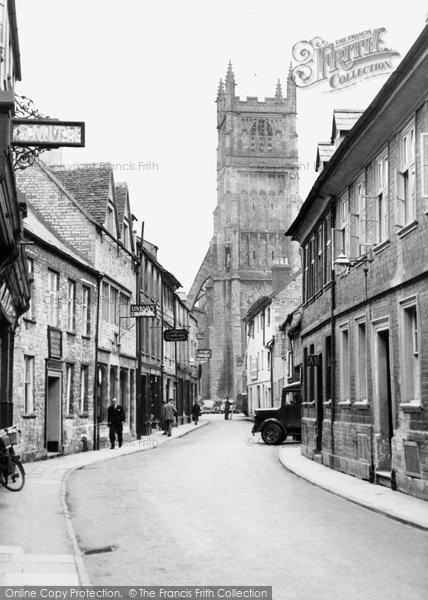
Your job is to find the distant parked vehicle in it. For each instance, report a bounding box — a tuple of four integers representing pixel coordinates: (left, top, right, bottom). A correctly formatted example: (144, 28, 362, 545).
(251, 382, 302, 445)
(201, 400, 216, 414)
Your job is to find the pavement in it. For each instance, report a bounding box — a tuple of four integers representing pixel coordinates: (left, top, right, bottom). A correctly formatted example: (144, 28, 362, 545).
(278, 444, 428, 531)
(1, 421, 427, 588)
(0, 420, 208, 586)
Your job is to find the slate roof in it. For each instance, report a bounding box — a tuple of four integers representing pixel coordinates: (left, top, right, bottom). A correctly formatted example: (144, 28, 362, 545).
(52, 165, 113, 226)
(25, 201, 95, 271)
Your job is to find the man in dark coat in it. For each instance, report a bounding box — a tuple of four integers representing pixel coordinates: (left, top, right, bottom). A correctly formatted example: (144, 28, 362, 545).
(162, 399, 177, 437)
(191, 401, 201, 425)
(107, 397, 125, 448)
(224, 398, 231, 420)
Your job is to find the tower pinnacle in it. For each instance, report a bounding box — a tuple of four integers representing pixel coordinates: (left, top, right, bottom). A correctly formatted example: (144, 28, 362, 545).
(216, 78, 225, 103)
(275, 78, 283, 100)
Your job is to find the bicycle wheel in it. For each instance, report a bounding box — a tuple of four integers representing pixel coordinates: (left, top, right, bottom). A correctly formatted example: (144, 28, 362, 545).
(2, 455, 25, 491)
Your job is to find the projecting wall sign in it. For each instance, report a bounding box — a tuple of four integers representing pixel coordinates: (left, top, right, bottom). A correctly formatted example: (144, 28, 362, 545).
(11, 119, 85, 148)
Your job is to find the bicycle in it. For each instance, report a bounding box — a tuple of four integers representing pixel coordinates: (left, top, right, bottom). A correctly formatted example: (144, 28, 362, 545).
(0, 426, 25, 492)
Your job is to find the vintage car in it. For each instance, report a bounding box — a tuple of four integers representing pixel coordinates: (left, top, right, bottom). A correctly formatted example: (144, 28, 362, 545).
(251, 381, 302, 445)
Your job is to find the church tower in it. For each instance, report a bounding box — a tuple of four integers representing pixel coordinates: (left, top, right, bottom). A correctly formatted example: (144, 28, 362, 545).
(188, 63, 300, 402)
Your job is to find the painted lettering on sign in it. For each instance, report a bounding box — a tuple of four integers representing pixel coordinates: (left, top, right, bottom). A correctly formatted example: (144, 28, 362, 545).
(12, 119, 85, 147)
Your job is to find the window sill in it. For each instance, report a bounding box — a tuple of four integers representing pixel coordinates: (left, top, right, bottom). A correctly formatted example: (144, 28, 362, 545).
(302, 401, 315, 407)
(372, 239, 390, 255)
(23, 317, 36, 324)
(396, 220, 418, 239)
(64, 415, 74, 420)
(400, 403, 423, 413)
(66, 331, 76, 337)
(338, 400, 351, 408)
(22, 414, 36, 419)
(82, 335, 91, 341)
(79, 413, 89, 419)
(323, 400, 332, 407)
(354, 401, 370, 410)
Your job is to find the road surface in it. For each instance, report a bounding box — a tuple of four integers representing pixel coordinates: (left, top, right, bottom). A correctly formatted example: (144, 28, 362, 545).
(67, 416, 428, 599)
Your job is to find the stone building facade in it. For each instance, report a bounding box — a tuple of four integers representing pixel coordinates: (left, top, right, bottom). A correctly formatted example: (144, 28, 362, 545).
(136, 238, 198, 435)
(286, 24, 428, 500)
(188, 63, 300, 402)
(245, 270, 302, 414)
(16, 162, 138, 449)
(14, 203, 98, 460)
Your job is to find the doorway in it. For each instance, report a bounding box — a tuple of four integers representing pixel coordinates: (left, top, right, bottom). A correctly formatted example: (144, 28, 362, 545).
(46, 371, 62, 453)
(316, 354, 323, 453)
(375, 328, 393, 470)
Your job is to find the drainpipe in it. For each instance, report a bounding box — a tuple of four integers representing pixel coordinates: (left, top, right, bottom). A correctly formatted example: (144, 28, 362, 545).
(93, 272, 103, 451)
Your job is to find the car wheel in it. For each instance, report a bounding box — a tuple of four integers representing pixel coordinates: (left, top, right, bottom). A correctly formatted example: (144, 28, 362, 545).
(261, 423, 285, 445)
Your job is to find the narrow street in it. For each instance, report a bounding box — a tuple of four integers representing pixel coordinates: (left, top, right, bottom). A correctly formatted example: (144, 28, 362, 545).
(67, 417, 428, 599)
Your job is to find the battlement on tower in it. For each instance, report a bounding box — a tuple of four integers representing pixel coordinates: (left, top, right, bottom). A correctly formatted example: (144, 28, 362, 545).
(216, 62, 296, 115)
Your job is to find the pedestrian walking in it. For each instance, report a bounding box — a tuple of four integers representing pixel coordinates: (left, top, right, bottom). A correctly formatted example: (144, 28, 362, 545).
(191, 401, 201, 425)
(162, 398, 177, 437)
(160, 399, 168, 435)
(224, 398, 231, 420)
(107, 397, 125, 448)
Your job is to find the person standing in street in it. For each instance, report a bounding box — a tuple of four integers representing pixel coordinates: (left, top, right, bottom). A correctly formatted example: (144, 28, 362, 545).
(162, 398, 177, 437)
(160, 399, 168, 435)
(191, 401, 201, 425)
(107, 397, 125, 449)
(224, 398, 231, 420)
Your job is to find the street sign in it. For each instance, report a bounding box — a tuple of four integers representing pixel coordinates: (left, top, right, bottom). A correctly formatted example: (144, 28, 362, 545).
(196, 349, 212, 360)
(164, 328, 188, 342)
(130, 304, 157, 318)
(305, 354, 321, 367)
(11, 119, 85, 148)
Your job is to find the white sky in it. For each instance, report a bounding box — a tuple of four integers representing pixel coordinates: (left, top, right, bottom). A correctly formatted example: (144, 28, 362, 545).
(16, 0, 428, 290)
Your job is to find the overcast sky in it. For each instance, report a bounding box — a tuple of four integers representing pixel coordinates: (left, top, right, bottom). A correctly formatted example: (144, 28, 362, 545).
(16, 1, 427, 290)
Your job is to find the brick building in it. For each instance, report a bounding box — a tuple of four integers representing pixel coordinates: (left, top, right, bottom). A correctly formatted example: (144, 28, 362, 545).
(286, 24, 428, 499)
(188, 63, 300, 403)
(16, 162, 138, 449)
(14, 203, 98, 459)
(0, 1, 30, 428)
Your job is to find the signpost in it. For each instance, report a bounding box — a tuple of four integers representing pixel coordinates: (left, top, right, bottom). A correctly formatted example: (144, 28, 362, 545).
(130, 304, 157, 318)
(164, 329, 188, 342)
(196, 349, 212, 360)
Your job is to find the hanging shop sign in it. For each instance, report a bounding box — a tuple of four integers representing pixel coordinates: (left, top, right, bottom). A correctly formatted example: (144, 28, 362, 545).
(130, 304, 157, 318)
(11, 119, 85, 148)
(196, 349, 212, 360)
(164, 329, 188, 342)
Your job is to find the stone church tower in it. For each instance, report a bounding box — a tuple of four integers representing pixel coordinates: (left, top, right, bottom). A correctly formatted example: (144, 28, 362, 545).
(188, 62, 300, 402)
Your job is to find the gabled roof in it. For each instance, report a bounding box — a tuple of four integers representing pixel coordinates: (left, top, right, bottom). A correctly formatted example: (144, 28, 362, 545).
(25, 201, 96, 272)
(53, 165, 115, 227)
(331, 109, 364, 140)
(316, 142, 335, 171)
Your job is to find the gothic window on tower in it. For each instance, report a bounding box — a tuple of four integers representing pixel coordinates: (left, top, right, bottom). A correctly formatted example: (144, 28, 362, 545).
(250, 119, 273, 154)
